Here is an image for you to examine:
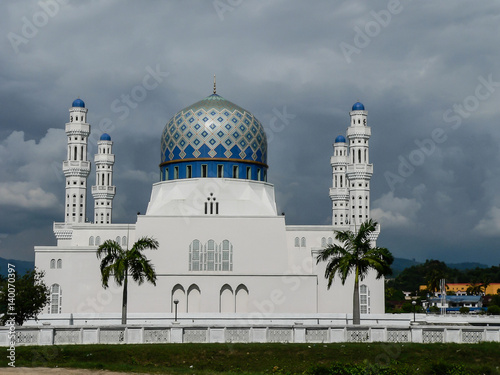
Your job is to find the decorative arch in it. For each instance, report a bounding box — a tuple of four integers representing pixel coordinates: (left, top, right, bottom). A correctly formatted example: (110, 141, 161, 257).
(235, 284, 249, 313)
(187, 284, 201, 313)
(220, 284, 234, 313)
(171, 284, 186, 313)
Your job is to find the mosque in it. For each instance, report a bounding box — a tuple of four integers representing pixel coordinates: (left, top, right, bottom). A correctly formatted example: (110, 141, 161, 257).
(34, 86, 383, 324)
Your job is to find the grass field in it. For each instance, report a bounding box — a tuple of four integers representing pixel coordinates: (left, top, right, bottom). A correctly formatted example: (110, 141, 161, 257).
(4, 342, 500, 374)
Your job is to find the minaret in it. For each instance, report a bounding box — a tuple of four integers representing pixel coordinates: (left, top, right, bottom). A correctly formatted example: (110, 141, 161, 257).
(346, 101, 373, 230)
(62, 99, 91, 223)
(330, 135, 349, 227)
(91, 133, 116, 224)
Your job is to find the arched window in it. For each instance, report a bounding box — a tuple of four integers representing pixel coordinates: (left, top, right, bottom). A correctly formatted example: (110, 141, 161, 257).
(189, 240, 201, 271)
(95, 236, 101, 246)
(301, 237, 306, 247)
(205, 240, 216, 271)
(50, 284, 61, 314)
(56, 259, 62, 269)
(122, 236, 127, 247)
(327, 237, 333, 245)
(89, 236, 94, 246)
(360, 284, 370, 314)
(358, 149, 361, 163)
(189, 239, 233, 271)
(221, 240, 233, 271)
(50, 259, 55, 269)
(116, 236, 120, 243)
(321, 237, 326, 247)
(294, 237, 300, 247)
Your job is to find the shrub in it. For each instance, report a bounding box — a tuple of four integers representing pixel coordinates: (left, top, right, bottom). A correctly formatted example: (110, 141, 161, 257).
(459, 306, 470, 314)
(487, 305, 500, 315)
(429, 306, 440, 313)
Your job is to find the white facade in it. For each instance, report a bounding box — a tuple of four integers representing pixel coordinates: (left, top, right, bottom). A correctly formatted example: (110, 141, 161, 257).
(34, 97, 383, 324)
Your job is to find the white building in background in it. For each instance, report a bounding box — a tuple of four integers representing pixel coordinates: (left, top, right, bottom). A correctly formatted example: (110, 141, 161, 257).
(34, 91, 382, 325)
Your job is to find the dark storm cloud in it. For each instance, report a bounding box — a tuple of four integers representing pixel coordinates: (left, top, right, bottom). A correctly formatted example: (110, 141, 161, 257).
(1, 0, 500, 265)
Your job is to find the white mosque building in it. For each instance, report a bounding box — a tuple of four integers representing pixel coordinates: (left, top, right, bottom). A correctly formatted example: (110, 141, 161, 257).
(34, 89, 383, 325)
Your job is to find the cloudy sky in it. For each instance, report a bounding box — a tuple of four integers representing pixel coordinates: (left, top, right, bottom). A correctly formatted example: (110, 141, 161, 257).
(1, 0, 500, 266)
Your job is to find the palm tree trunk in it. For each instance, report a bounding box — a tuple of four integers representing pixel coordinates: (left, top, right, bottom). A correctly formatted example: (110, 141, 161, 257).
(121, 273, 128, 325)
(353, 267, 360, 325)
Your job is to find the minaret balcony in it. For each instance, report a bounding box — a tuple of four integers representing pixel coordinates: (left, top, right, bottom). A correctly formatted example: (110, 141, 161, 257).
(62, 160, 91, 174)
(347, 126, 371, 137)
(65, 123, 90, 135)
(329, 187, 349, 199)
(346, 163, 373, 177)
(95, 154, 115, 163)
(92, 185, 116, 194)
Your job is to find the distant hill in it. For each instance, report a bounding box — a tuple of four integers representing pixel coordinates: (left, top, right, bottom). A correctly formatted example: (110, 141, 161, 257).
(447, 262, 489, 270)
(0, 257, 34, 277)
(390, 258, 489, 277)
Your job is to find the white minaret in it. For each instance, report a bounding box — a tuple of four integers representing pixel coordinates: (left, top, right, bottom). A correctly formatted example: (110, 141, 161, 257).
(330, 135, 349, 228)
(91, 133, 116, 224)
(62, 99, 91, 223)
(346, 102, 373, 230)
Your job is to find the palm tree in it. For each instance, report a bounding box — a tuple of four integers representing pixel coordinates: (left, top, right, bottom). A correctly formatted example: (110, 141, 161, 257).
(425, 269, 444, 294)
(316, 219, 393, 325)
(96, 236, 159, 324)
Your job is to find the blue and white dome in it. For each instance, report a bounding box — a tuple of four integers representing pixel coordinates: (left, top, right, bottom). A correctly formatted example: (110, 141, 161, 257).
(100, 133, 111, 141)
(352, 101, 365, 111)
(160, 93, 268, 181)
(335, 135, 346, 143)
(72, 98, 85, 108)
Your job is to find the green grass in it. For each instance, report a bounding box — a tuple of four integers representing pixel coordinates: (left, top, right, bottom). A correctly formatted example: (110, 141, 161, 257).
(4, 342, 500, 374)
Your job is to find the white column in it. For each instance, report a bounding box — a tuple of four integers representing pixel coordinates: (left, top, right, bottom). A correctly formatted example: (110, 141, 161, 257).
(346, 103, 373, 230)
(92, 134, 116, 224)
(62, 100, 91, 223)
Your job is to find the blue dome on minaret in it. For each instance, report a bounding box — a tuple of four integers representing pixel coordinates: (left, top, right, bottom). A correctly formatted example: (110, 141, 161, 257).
(100, 133, 111, 141)
(72, 98, 85, 108)
(160, 92, 268, 181)
(335, 135, 346, 143)
(352, 101, 364, 111)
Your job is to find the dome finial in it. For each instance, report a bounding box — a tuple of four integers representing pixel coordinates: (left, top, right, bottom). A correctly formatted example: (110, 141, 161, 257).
(213, 74, 216, 94)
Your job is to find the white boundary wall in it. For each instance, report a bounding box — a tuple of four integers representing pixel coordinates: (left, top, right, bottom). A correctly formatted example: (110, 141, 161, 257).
(1, 324, 500, 346)
(2, 313, 500, 346)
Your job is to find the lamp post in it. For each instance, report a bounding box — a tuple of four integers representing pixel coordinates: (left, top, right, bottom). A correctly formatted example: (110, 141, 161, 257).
(174, 299, 179, 322)
(412, 300, 416, 322)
